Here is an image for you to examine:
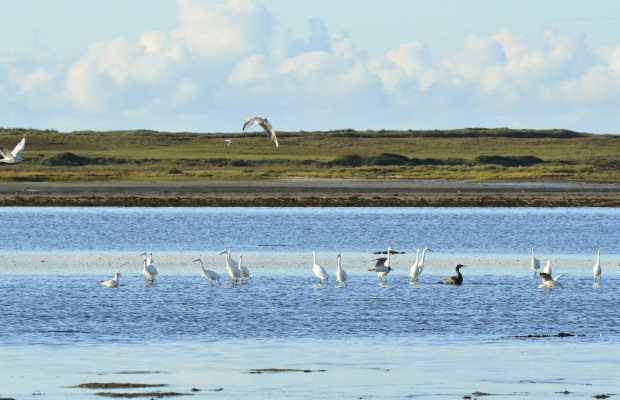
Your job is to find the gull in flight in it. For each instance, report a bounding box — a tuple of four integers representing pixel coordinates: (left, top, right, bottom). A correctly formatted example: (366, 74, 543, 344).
(225, 138, 233, 147)
(99, 272, 121, 288)
(243, 116, 279, 147)
(538, 272, 563, 289)
(410, 247, 433, 282)
(0, 137, 26, 164)
(194, 258, 221, 285)
(312, 250, 329, 284)
(219, 245, 242, 284)
(368, 247, 394, 282)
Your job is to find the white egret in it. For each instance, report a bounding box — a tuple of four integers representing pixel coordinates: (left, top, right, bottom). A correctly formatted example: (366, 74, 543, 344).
(219, 246, 241, 284)
(412, 247, 433, 282)
(194, 258, 221, 285)
(439, 264, 466, 285)
(140, 252, 158, 281)
(336, 253, 347, 286)
(0, 137, 26, 164)
(368, 247, 394, 282)
(538, 272, 564, 289)
(243, 116, 279, 147)
(593, 250, 602, 282)
(542, 260, 552, 275)
(239, 254, 251, 282)
(530, 248, 541, 276)
(409, 249, 421, 282)
(225, 138, 233, 147)
(99, 272, 121, 288)
(312, 250, 329, 284)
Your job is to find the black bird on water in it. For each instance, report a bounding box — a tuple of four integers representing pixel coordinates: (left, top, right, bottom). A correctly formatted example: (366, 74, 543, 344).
(439, 264, 466, 285)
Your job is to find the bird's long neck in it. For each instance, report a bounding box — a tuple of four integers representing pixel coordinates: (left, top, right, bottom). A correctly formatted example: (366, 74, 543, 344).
(386, 250, 391, 265)
(337, 256, 341, 270)
(597, 250, 601, 263)
(313, 252, 316, 265)
(419, 249, 428, 264)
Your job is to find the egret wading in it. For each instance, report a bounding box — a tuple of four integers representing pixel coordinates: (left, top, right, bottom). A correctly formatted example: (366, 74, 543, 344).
(312, 250, 329, 284)
(99, 272, 121, 288)
(530, 248, 541, 276)
(141, 252, 158, 281)
(194, 258, 221, 285)
(593, 250, 602, 282)
(336, 253, 347, 286)
(411, 247, 433, 282)
(409, 249, 421, 282)
(439, 264, 466, 285)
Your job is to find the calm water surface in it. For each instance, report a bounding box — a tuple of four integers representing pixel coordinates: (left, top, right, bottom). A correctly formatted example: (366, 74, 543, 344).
(0, 207, 619, 399)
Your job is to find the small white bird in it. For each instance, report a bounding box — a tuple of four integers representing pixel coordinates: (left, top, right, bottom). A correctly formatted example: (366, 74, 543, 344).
(239, 254, 251, 282)
(99, 272, 121, 288)
(593, 249, 602, 282)
(409, 249, 421, 282)
(219, 246, 242, 284)
(141, 252, 158, 281)
(312, 250, 329, 284)
(194, 258, 221, 285)
(530, 248, 541, 276)
(243, 116, 279, 147)
(0, 137, 26, 164)
(411, 247, 432, 282)
(538, 272, 564, 289)
(225, 138, 233, 147)
(368, 247, 394, 282)
(542, 260, 552, 276)
(336, 253, 347, 286)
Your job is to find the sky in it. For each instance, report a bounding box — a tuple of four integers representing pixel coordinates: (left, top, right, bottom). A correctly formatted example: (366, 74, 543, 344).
(2, 0, 620, 133)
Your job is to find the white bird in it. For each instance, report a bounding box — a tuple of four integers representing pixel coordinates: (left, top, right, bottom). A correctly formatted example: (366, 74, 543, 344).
(219, 245, 241, 284)
(147, 252, 154, 266)
(141, 252, 158, 281)
(0, 137, 26, 164)
(411, 247, 433, 282)
(99, 272, 121, 288)
(194, 258, 221, 285)
(409, 249, 421, 282)
(593, 250, 602, 282)
(530, 248, 541, 276)
(239, 254, 251, 282)
(225, 138, 233, 147)
(243, 116, 279, 147)
(336, 253, 347, 286)
(368, 247, 394, 282)
(312, 250, 329, 284)
(538, 272, 564, 289)
(542, 260, 552, 275)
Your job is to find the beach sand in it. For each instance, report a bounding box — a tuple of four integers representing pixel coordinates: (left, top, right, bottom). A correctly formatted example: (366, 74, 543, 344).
(0, 179, 618, 206)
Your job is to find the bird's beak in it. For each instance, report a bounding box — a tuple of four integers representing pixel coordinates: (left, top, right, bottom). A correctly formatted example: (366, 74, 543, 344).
(428, 249, 434, 252)
(218, 250, 226, 255)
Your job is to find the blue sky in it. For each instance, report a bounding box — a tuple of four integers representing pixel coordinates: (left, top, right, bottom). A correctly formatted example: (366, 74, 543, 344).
(2, 0, 620, 133)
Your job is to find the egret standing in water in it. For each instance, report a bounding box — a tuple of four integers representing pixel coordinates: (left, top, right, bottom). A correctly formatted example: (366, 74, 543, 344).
(593, 250, 602, 282)
(0, 137, 26, 164)
(411, 247, 433, 282)
(439, 264, 466, 285)
(368, 247, 394, 282)
(531, 248, 541, 276)
(140, 252, 158, 281)
(409, 249, 421, 282)
(336, 253, 347, 287)
(194, 258, 221, 285)
(312, 250, 329, 284)
(538, 272, 564, 289)
(239, 254, 251, 282)
(219, 246, 241, 284)
(99, 272, 121, 288)
(243, 116, 279, 147)
(542, 260, 552, 276)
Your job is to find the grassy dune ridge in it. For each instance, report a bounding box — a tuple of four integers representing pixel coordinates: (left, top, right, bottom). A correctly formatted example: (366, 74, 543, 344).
(1, 127, 618, 182)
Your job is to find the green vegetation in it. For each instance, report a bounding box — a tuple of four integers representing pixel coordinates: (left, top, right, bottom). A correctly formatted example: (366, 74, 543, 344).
(1, 127, 618, 182)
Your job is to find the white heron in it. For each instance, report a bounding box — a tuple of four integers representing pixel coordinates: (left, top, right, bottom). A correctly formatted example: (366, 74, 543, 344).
(147, 252, 154, 266)
(593, 250, 602, 282)
(368, 247, 394, 282)
(312, 250, 329, 284)
(239, 254, 251, 282)
(140, 252, 158, 281)
(439, 264, 466, 285)
(542, 260, 552, 276)
(0, 137, 26, 164)
(336, 253, 347, 286)
(530, 248, 541, 276)
(194, 258, 221, 285)
(225, 138, 233, 147)
(99, 272, 121, 288)
(538, 272, 564, 289)
(243, 116, 279, 147)
(409, 249, 421, 282)
(219, 245, 241, 284)
(411, 247, 433, 282)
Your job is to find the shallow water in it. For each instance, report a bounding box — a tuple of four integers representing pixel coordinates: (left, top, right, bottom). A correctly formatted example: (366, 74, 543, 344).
(0, 207, 619, 399)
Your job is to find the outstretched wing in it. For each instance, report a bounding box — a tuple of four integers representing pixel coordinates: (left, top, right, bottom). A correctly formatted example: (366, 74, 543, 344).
(243, 117, 260, 131)
(553, 274, 564, 282)
(0, 146, 12, 160)
(12, 137, 26, 157)
(258, 119, 278, 147)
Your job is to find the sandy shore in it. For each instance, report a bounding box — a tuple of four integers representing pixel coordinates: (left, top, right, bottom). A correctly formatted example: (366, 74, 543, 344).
(0, 179, 618, 206)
